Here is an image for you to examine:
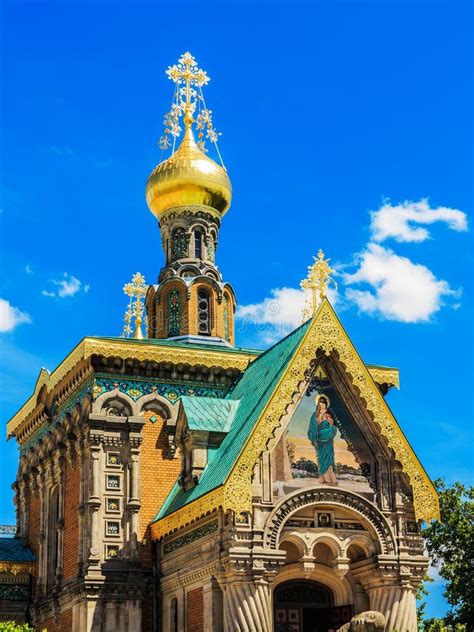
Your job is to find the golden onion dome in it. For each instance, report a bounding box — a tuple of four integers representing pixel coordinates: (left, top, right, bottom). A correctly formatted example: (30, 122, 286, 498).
(146, 123, 232, 222)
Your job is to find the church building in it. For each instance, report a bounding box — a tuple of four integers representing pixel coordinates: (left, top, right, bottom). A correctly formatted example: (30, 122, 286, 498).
(1, 53, 439, 632)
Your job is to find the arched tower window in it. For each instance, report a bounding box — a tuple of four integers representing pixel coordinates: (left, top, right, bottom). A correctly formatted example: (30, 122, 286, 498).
(197, 289, 211, 335)
(172, 228, 188, 260)
(168, 289, 181, 337)
(194, 230, 202, 259)
(223, 295, 230, 342)
(47, 486, 60, 587)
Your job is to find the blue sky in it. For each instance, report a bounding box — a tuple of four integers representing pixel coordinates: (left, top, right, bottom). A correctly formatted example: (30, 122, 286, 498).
(0, 0, 472, 619)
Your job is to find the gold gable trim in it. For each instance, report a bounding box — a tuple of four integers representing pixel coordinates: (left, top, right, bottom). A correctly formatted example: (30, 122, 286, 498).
(0, 561, 34, 575)
(7, 338, 257, 439)
(367, 366, 400, 390)
(223, 300, 438, 522)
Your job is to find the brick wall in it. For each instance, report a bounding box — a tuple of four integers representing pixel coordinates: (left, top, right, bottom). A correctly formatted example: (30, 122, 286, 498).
(140, 410, 181, 565)
(63, 460, 80, 579)
(187, 587, 204, 632)
(41, 608, 72, 632)
(140, 410, 182, 630)
(27, 491, 40, 559)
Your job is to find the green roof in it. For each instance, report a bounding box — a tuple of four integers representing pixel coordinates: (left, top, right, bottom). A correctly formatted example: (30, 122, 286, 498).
(0, 537, 36, 562)
(180, 396, 240, 432)
(153, 319, 311, 522)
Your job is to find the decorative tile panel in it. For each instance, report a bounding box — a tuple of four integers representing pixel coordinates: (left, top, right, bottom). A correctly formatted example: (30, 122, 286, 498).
(106, 498, 120, 513)
(163, 520, 218, 555)
(0, 583, 30, 600)
(93, 375, 226, 405)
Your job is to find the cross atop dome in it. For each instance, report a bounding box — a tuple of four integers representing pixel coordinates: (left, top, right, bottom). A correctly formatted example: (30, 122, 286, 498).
(159, 51, 222, 158)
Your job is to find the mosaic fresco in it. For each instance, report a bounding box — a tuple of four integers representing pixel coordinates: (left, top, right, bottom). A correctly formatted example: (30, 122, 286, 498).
(272, 381, 374, 499)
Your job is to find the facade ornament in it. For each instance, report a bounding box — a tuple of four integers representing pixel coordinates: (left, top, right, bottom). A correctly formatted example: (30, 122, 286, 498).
(122, 272, 147, 339)
(301, 249, 337, 320)
(160, 52, 223, 160)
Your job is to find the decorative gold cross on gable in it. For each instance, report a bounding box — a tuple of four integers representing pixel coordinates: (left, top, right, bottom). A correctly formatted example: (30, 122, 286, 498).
(301, 250, 337, 320)
(123, 272, 147, 339)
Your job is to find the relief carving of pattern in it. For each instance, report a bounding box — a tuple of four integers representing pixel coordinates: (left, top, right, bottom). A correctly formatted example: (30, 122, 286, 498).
(263, 488, 396, 554)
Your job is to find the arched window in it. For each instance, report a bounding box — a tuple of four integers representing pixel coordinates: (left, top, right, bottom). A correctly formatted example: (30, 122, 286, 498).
(207, 235, 215, 261)
(172, 228, 188, 260)
(194, 230, 202, 259)
(223, 295, 230, 342)
(47, 486, 60, 587)
(197, 289, 211, 335)
(168, 289, 181, 337)
(170, 597, 178, 632)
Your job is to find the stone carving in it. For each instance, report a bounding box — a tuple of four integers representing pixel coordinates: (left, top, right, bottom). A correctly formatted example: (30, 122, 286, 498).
(337, 610, 385, 632)
(263, 487, 396, 554)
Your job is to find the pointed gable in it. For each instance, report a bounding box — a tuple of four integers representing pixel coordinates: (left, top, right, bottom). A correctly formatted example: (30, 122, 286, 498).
(152, 300, 438, 538)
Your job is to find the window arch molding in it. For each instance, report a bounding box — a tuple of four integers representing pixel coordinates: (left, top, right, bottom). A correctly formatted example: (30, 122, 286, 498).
(196, 286, 212, 335)
(171, 226, 189, 260)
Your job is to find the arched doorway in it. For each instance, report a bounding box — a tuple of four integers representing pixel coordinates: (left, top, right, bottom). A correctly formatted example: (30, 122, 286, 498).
(274, 581, 353, 632)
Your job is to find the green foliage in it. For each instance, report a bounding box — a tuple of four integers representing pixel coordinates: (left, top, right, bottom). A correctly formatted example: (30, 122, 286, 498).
(418, 618, 466, 632)
(417, 574, 433, 624)
(0, 624, 35, 632)
(422, 479, 474, 628)
(293, 458, 319, 476)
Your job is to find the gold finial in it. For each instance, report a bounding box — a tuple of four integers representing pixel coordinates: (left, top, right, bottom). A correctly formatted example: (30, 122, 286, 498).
(159, 52, 223, 158)
(123, 272, 147, 339)
(122, 297, 133, 338)
(300, 250, 337, 320)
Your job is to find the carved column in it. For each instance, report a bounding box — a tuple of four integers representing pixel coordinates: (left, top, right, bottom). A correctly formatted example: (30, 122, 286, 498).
(86, 439, 102, 573)
(127, 445, 141, 559)
(55, 448, 66, 582)
(219, 575, 272, 632)
(77, 434, 87, 576)
(385, 586, 417, 632)
(37, 468, 47, 593)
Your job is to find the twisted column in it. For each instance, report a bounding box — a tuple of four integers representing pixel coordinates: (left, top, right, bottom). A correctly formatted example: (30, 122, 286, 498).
(221, 578, 272, 632)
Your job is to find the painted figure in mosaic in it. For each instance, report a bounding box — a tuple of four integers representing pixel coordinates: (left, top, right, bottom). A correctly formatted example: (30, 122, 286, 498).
(308, 395, 337, 484)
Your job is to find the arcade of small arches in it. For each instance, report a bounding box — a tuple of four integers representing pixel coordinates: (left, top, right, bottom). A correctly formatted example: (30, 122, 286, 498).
(146, 277, 235, 343)
(161, 218, 219, 266)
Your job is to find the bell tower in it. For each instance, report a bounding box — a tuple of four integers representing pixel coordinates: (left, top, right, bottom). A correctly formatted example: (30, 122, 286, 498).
(145, 52, 236, 345)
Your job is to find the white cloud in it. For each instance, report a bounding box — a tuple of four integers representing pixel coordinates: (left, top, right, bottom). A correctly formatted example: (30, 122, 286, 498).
(42, 273, 87, 299)
(236, 286, 338, 345)
(25, 264, 34, 274)
(344, 243, 459, 322)
(0, 299, 32, 333)
(370, 198, 468, 243)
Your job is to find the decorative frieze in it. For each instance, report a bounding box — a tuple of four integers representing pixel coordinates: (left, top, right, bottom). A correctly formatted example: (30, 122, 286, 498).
(163, 519, 219, 555)
(93, 375, 226, 405)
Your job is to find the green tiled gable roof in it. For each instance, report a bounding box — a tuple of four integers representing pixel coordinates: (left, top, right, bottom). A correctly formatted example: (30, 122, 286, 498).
(154, 320, 311, 522)
(180, 397, 240, 432)
(0, 537, 36, 562)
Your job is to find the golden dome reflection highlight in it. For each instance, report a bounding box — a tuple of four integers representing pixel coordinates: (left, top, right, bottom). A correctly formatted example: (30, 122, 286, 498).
(145, 125, 232, 222)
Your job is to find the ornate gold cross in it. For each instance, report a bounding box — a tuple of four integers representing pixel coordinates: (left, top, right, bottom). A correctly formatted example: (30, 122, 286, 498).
(123, 272, 147, 339)
(160, 52, 220, 154)
(301, 250, 337, 320)
(166, 51, 209, 107)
